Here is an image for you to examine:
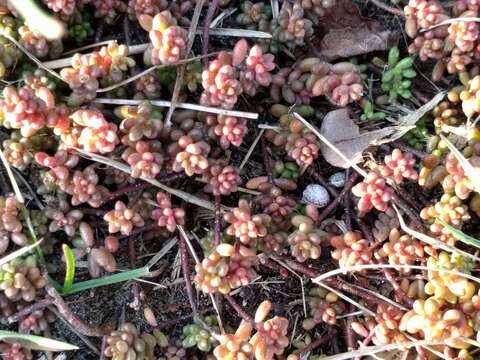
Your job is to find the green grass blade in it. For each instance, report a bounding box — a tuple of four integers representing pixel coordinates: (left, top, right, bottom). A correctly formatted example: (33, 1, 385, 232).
(59, 267, 149, 295)
(0, 330, 78, 351)
(62, 244, 75, 293)
(437, 218, 480, 250)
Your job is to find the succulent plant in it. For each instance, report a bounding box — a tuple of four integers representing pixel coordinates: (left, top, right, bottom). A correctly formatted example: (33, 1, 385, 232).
(182, 316, 218, 351)
(360, 100, 386, 121)
(380, 47, 417, 102)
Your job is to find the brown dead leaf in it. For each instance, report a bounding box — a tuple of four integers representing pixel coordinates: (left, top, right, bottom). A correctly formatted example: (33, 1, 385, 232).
(319, 109, 399, 168)
(319, 24, 395, 61)
(312, 0, 397, 61)
(319, 0, 363, 29)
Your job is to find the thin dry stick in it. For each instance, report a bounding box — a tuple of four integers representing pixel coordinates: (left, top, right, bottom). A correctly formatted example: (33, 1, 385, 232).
(92, 98, 259, 119)
(315, 280, 376, 317)
(3, 34, 65, 82)
(96, 53, 212, 93)
(392, 203, 480, 262)
(63, 40, 113, 55)
(178, 225, 224, 331)
(74, 148, 217, 211)
(313, 263, 480, 286)
(210, 8, 236, 28)
(347, 282, 408, 311)
(280, 257, 397, 315)
(239, 129, 265, 170)
(422, 17, 480, 33)
(270, 257, 307, 317)
(46, 44, 149, 68)
(128, 235, 141, 311)
(165, 0, 206, 127)
(178, 230, 218, 337)
(293, 113, 368, 178)
(99, 336, 107, 360)
(261, 137, 274, 184)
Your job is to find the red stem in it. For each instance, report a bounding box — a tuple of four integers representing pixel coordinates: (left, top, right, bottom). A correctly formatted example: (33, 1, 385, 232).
(179, 231, 214, 333)
(307, 168, 339, 198)
(353, 325, 376, 360)
(369, 0, 404, 16)
(299, 329, 337, 355)
(118, 223, 157, 241)
(46, 284, 108, 337)
(224, 294, 254, 324)
(344, 185, 353, 231)
(317, 172, 358, 223)
(282, 257, 395, 308)
(214, 194, 221, 246)
(128, 236, 141, 311)
(105, 173, 187, 204)
(202, 0, 219, 65)
(7, 298, 54, 324)
(106, 183, 152, 203)
(382, 266, 414, 307)
(345, 304, 357, 351)
(261, 137, 275, 184)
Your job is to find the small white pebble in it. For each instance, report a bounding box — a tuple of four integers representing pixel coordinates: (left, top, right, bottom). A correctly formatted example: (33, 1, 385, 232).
(302, 184, 330, 208)
(329, 172, 346, 188)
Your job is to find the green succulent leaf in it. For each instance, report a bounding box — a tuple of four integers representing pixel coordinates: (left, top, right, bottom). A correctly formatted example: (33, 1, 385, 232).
(388, 47, 400, 66)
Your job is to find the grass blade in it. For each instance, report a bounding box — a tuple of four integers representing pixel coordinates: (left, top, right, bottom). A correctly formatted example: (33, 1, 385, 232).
(59, 267, 148, 295)
(0, 330, 78, 351)
(439, 134, 480, 192)
(392, 203, 480, 262)
(54, 237, 176, 295)
(437, 218, 480, 250)
(0, 240, 42, 267)
(318, 340, 442, 360)
(62, 244, 75, 293)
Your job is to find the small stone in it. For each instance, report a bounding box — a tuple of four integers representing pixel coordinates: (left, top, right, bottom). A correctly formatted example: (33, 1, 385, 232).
(328, 172, 346, 188)
(302, 184, 330, 208)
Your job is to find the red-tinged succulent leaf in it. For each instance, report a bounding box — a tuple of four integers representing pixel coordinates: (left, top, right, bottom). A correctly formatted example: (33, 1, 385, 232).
(232, 39, 249, 67)
(139, 14, 153, 31)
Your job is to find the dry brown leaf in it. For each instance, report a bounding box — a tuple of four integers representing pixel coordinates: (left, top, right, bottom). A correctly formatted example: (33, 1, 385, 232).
(317, 92, 447, 168)
(319, 24, 395, 61)
(312, 0, 396, 61)
(318, 109, 399, 168)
